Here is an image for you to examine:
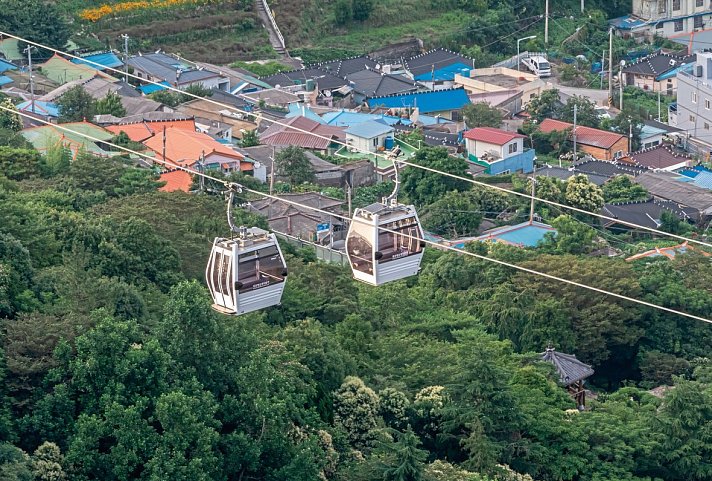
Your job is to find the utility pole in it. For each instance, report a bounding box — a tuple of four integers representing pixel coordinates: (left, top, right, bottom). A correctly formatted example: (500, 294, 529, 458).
(657, 91, 661, 122)
(529, 177, 536, 224)
(162, 126, 167, 167)
(600, 49, 605, 90)
(544, 0, 549, 45)
(573, 104, 578, 162)
(581, 0, 585, 13)
(608, 27, 614, 107)
(619, 60, 626, 111)
(121, 34, 130, 83)
(24, 45, 35, 114)
(199, 151, 205, 192)
(629, 122, 633, 153)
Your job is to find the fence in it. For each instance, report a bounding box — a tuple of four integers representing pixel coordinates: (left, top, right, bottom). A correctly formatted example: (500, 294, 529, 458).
(274, 232, 350, 266)
(260, 0, 286, 51)
(493, 51, 547, 69)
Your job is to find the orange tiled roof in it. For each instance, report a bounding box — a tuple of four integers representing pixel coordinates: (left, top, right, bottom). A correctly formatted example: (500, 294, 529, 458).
(143, 126, 244, 167)
(106, 119, 196, 142)
(159, 169, 192, 192)
(539, 118, 626, 150)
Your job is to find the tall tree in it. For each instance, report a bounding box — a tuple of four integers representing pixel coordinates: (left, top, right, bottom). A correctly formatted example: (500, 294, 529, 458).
(462, 102, 503, 129)
(0, 98, 22, 132)
(94, 92, 126, 117)
(559, 95, 600, 128)
(0, 0, 70, 50)
(401, 147, 471, 206)
(56, 86, 96, 123)
(525, 89, 561, 122)
(275, 146, 316, 185)
(564, 174, 604, 212)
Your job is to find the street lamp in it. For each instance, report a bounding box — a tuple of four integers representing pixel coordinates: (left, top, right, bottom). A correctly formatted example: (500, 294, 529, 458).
(517, 35, 537, 72)
(619, 60, 626, 111)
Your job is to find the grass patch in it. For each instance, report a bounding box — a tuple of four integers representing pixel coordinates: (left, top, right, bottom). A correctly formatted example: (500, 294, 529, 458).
(230, 60, 292, 77)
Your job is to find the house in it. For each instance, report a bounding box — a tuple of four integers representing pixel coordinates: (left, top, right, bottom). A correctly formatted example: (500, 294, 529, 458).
(71, 52, 123, 72)
(0, 58, 17, 74)
(39, 54, 116, 84)
(367, 87, 471, 120)
(317, 55, 379, 77)
(621, 50, 694, 95)
(242, 88, 300, 109)
(0, 38, 22, 62)
(392, 124, 462, 152)
(176, 98, 258, 142)
(142, 127, 250, 173)
(322, 110, 404, 127)
(602, 198, 697, 231)
(21, 121, 117, 159)
(159, 169, 193, 193)
(671, 51, 712, 148)
(626, 144, 693, 171)
(639, 120, 679, 149)
(105, 115, 196, 142)
(611, 0, 712, 40)
(634, 170, 712, 223)
(541, 347, 594, 408)
(238, 144, 375, 187)
(40, 77, 140, 103)
(193, 62, 271, 93)
(259, 116, 346, 153)
(128, 52, 228, 91)
(538, 118, 629, 161)
(345, 121, 395, 154)
(261, 67, 348, 92)
(468, 220, 556, 248)
(626, 242, 711, 261)
(248, 193, 345, 242)
(456, 67, 550, 114)
(0, 75, 12, 88)
(17, 100, 60, 121)
(463, 127, 534, 174)
(345, 69, 418, 104)
(405, 48, 475, 87)
(677, 165, 712, 189)
(572, 158, 646, 178)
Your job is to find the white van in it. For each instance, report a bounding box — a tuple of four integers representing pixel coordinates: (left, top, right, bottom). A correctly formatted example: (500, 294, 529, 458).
(522, 55, 551, 78)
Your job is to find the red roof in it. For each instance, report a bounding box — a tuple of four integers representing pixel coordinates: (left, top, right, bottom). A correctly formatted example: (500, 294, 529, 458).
(463, 127, 526, 145)
(106, 119, 196, 142)
(260, 116, 345, 150)
(539, 119, 625, 150)
(159, 170, 192, 192)
(143, 127, 244, 167)
(628, 144, 692, 170)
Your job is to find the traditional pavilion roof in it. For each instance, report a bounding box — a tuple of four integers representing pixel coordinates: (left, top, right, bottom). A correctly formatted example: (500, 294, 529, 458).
(541, 348, 594, 386)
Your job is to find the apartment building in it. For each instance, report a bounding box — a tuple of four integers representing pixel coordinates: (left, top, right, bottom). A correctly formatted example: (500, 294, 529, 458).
(672, 51, 712, 148)
(613, 0, 712, 40)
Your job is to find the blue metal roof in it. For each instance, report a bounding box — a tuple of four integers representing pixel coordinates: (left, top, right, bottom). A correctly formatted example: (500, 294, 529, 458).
(345, 120, 394, 138)
(0, 75, 13, 86)
(286, 103, 326, 124)
(72, 52, 123, 71)
(367, 88, 471, 114)
(474, 221, 556, 247)
(690, 171, 712, 190)
(640, 124, 667, 140)
(0, 58, 17, 73)
(322, 110, 410, 127)
(138, 81, 171, 95)
(413, 62, 473, 82)
(17, 100, 60, 117)
(657, 62, 694, 81)
(609, 15, 646, 30)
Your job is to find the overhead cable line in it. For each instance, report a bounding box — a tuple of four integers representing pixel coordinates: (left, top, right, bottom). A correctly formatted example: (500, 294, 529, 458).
(3, 105, 712, 326)
(2, 30, 711, 249)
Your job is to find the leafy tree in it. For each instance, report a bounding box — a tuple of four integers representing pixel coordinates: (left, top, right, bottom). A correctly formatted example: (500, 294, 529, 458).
(463, 102, 503, 129)
(525, 89, 561, 122)
(421, 190, 482, 238)
(606, 108, 643, 151)
(148, 90, 183, 108)
(401, 147, 471, 206)
(381, 428, 427, 481)
(334, 0, 353, 25)
(0, 128, 34, 149)
(379, 389, 410, 431)
(541, 215, 597, 254)
(180, 84, 213, 103)
(240, 128, 259, 147)
(602, 174, 648, 203)
(0, 98, 22, 132)
(334, 376, 381, 450)
(559, 95, 600, 128)
(0, 148, 43, 180)
(94, 92, 126, 117)
(0, 0, 70, 50)
(0, 443, 33, 481)
(56, 86, 96, 123)
(564, 174, 604, 212)
(31, 442, 66, 481)
(0, 233, 34, 318)
(352, 0, 374, 21)
(275, 146, 316, 185)
(660, 210, 693, 235)
(0, 350, 12, 443)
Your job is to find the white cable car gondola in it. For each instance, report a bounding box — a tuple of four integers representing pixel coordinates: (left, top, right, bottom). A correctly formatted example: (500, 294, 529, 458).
(206, 186, 288, 315)
(345, 151, 425, 286)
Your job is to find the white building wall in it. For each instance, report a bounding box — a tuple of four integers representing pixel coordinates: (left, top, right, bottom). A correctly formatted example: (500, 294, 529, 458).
(465, 137, 524, 159)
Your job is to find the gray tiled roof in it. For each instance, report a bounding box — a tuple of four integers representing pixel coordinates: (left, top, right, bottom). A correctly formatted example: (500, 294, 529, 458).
(635, 171, 712, 215)
(405, 48, 474, 77)
(128, 53, 220, 85)
(345, 69, 417, 97)
(260, 68, 347, 90)
(622, 50, 694, 78)
(573, 159, 645, 178)
(533, 165, 608, 186)
(602, 198, 695, 229)
(541, 348, 594, 386)
(317, 55, 378, 77)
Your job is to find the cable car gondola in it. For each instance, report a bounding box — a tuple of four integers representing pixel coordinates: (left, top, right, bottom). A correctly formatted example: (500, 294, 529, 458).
(206, 187, 288, 315)
(345, 154, 425, 286)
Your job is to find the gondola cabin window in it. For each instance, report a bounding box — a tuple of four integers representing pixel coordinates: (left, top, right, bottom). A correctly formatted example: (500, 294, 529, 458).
(236, 245, 285, 293)
(377, 218, 423, 262)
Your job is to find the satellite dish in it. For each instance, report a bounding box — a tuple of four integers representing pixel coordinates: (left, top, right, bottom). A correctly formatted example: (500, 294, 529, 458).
(375, 63, 381, 70)
(324, 90, 332, 97)
(275, 84, 281, 88)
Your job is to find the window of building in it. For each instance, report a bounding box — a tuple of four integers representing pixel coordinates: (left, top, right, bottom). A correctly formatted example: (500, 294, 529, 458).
(695, 16, 704, 29)
(692, 91, 698, 103)
(696, 0, 704, 6)
(658, 2, 666, 13)
(706, 99, 710, 110)
(673, 0, 681, 10)
(656, 22, 664, 29)
(690, 114, 696, 122)
(674, 19, 684, 31)
(373, 137, 378, 147)
(508, 142, 518, 154)
(705, 123, 710, 130)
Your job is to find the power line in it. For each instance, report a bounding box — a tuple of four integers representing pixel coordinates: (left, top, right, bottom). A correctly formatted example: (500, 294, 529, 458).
(2, 105, 711, 326)
(2, 29, 711, 249)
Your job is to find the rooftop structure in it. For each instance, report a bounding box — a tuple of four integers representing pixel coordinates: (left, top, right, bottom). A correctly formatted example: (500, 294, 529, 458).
(260, 115, 345, 151)
(40, 54, 116, 84)
(405, 48, 475, 82)
(128, 52, 225, 89)
(626, 241, 711, 261)
(21, 121, 116, 158)
(71, 52, 123, 72)
(627, 144, 693, 171)
(602, 198, 696, 230)
(345, 69, 418, 99)
(367, 87, 471, 118)
(317, 55, 378, 77)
